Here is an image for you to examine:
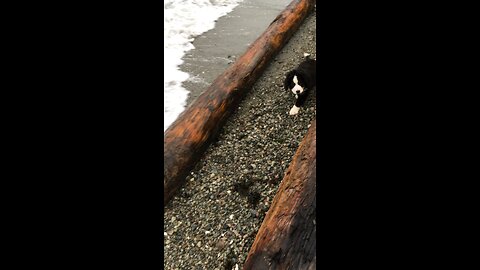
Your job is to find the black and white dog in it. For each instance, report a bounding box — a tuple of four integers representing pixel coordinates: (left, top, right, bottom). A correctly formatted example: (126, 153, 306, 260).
(283, 57, 316, 115)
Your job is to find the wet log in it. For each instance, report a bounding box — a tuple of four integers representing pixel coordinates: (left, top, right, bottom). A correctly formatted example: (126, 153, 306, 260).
(164, 0, 316, 206)
(243, 119, 316, 270)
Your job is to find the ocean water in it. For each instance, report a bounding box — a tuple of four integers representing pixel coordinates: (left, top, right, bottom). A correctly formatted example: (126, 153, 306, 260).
(164, 0, 244, 131)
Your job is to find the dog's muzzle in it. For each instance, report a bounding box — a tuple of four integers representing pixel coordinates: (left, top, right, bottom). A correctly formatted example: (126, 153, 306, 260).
(292, 86, 306, 95)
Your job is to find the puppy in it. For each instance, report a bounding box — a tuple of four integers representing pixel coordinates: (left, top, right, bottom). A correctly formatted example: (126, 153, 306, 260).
(283, 58, 316, 115)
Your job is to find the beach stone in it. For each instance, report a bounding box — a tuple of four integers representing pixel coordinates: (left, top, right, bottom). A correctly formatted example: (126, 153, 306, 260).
(164, 4, 316, 269)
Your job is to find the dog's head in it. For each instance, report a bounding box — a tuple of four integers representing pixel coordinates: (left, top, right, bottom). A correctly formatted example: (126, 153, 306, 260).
(284, 70, 308, 95)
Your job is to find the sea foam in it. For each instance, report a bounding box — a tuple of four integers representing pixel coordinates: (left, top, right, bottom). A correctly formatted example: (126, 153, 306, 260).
(164, 0, 243, 131)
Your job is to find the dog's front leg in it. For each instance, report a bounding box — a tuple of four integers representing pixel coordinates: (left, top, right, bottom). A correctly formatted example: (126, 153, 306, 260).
(289, 105, 300, 115)
(289, 93, 307, 115)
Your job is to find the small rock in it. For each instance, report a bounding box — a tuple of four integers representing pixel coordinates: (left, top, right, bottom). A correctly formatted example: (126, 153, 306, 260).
(215, 238, 227, 250)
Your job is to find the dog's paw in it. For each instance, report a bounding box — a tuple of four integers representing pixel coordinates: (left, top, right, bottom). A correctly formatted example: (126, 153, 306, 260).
(289, 105, 300, 115)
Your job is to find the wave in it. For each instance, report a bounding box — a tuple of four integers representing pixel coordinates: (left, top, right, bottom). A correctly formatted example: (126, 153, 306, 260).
(164, 0, 244, 131)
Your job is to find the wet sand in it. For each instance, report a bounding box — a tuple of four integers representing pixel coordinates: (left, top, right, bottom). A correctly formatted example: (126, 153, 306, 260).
(180, 0, 291, 105)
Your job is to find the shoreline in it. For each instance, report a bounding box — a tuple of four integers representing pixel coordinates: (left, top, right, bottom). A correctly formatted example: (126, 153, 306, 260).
(165, 5, 317, 270)
(180, 0, 291, 106)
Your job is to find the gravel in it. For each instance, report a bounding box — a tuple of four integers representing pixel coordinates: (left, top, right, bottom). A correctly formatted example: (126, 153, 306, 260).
(164, 9, 316, 270)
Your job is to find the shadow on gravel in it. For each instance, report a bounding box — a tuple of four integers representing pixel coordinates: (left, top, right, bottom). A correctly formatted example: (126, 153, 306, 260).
(232, 180, 261, 207)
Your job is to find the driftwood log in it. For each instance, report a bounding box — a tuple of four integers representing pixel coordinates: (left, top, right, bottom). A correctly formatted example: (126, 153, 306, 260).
(243, 119, 316, 270)
(164, 0, 315, 205)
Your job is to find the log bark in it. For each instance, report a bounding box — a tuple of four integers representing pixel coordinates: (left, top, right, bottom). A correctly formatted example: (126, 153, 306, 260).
(243, 119, 316, 270)
(164, 0, 315, 206)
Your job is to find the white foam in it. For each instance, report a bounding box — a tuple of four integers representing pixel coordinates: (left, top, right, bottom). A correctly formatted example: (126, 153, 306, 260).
(164, 0, 244, 131)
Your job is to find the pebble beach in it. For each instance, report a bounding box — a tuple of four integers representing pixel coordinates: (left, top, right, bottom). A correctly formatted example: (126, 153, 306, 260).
(164, 6, 317, 270)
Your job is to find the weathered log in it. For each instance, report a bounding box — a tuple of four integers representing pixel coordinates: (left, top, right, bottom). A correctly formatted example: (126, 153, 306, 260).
(164, 0, 315, 206)
(243, 119, 316, 270)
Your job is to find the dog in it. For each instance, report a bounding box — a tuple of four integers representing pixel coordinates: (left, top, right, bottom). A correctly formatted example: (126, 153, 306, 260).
(283, 57, 316, 115)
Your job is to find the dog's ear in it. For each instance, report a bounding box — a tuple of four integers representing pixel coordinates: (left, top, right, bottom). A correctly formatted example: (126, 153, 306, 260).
(283, 70, 295, 91)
